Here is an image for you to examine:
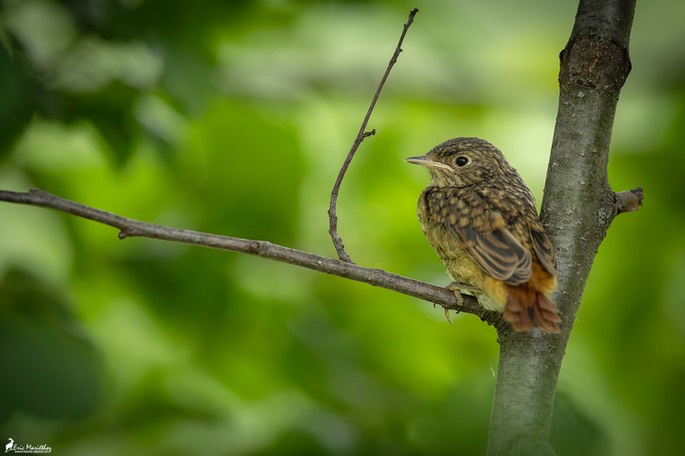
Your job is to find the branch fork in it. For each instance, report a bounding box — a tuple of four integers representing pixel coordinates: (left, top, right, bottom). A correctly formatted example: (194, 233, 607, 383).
(327, 8, 418, 264)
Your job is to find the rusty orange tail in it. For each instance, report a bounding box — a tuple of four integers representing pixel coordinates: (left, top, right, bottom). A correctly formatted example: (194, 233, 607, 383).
(504, 285, 561, 333)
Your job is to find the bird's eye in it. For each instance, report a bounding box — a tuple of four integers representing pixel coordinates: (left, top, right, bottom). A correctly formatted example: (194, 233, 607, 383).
(455, 156, 469, 167)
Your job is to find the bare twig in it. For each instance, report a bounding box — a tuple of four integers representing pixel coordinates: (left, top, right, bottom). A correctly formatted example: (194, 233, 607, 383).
(328, 8, 419, 263)
(615, 187, 643, 214)
(0, 188, 495, 320)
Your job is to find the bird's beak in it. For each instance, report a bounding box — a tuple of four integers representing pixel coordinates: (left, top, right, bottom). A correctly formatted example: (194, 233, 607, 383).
(405, 156, 453, 171)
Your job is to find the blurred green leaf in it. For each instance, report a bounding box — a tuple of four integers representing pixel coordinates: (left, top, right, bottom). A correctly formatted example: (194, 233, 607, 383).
(551, 393, 608, 456)
(0, 43, 35, 160)
(0, 269, 103, 420)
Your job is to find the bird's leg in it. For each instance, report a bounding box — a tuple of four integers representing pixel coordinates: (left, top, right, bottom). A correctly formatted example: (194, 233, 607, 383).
(447, 281, 479, 295)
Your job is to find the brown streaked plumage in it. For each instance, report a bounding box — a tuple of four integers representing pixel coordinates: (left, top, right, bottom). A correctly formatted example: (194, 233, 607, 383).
(406, 137, 560, 333)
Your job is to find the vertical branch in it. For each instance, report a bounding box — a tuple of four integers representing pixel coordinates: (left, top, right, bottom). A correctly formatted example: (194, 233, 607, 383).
(487, 0, 638, 454)
(542, 0, 636, 328)
(328, 8, 418, 263)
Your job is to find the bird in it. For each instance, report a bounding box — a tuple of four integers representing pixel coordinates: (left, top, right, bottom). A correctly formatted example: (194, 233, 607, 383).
(406, 137, 561, 333)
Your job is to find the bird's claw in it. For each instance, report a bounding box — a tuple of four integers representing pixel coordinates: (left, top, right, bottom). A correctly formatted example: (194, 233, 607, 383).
(443, 307, 453, 324)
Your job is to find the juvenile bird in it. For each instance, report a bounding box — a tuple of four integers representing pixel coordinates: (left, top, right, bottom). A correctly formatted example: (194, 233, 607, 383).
(406, 137, 560, 333)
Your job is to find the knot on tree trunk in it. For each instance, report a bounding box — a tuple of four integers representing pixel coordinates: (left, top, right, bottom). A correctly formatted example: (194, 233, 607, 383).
(559, 35, 631, 92)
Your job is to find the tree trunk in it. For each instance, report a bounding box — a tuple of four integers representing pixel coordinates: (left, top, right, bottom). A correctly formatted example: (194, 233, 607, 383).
(487, 0, 636, 454)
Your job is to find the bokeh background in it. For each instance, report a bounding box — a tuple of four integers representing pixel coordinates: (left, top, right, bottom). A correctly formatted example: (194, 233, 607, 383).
(0, 0, 683, 455)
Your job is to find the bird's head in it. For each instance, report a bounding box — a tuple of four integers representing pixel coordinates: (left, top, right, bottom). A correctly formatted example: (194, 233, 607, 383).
(406, 137, 513, 187)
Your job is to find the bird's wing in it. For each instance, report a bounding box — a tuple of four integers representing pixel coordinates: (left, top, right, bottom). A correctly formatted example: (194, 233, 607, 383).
(457, 223, 532, 285)
(530, 227, 557, 275)
(426, 186, 534, 285)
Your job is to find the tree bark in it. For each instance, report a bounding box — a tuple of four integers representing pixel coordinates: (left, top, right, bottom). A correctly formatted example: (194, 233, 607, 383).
(486, 0, 637, 454)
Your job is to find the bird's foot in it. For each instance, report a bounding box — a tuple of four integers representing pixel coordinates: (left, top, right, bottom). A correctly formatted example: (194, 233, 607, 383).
(438, 282, 478, 324)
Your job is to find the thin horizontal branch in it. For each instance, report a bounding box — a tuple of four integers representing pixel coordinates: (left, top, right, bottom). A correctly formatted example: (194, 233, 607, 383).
(0, 188, 501, 325)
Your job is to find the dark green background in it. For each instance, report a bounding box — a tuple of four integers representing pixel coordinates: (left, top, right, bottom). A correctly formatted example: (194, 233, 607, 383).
(0, 0, 683, 454)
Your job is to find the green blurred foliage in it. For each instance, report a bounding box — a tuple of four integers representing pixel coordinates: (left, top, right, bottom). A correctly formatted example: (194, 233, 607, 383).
(0, 0, 683, 454)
